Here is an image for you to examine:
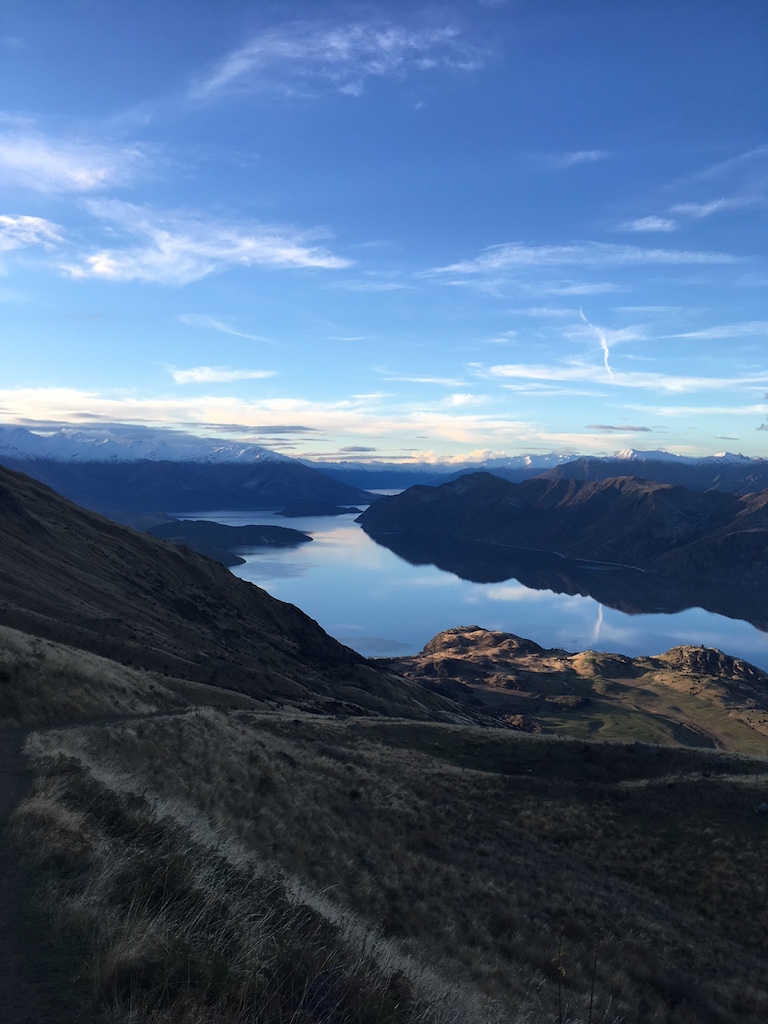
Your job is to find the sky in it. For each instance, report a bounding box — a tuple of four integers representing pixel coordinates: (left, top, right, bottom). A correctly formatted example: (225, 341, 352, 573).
(1, 0, 767, 463)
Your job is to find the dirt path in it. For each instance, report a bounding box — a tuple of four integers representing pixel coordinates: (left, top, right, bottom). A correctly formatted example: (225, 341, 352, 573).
(0, 709, 197, 1023)
(0, 728, 56, 1024)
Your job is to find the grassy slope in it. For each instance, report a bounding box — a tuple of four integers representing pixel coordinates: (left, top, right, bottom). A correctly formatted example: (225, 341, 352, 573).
(4, 467, 768, 1022)
(13, 702, 768, 1024)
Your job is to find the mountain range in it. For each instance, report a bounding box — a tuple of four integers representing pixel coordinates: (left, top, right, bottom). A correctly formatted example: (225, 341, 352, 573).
(358, 471, 768, 588)
(0, 425, 373, 516)
(5, 426, 768, 517)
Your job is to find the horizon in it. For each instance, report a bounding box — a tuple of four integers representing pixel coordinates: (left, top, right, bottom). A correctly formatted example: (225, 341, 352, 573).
(2, 1, 766, 461)
(0, 419, 758, 467)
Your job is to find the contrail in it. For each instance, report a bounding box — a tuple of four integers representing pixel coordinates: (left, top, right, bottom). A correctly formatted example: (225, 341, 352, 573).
(580, 309, 614, 381)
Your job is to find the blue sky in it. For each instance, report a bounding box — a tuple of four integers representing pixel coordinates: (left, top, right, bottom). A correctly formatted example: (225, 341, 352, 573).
(1, 0, 767, 462)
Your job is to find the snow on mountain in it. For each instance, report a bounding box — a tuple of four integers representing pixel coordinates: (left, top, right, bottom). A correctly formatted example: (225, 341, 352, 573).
(481, 453, 577, 470)
(0, 425, 289, 464)
(613, 448, 683, 462)
(709, 452, 754, 464)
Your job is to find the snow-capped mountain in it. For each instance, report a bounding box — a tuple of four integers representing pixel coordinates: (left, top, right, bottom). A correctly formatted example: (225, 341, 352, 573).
(0, 425, 289, 464)
(614, 448, 683, 463)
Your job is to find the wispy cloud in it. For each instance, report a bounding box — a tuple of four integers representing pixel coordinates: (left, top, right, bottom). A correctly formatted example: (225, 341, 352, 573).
(330, 277, 410, 292)
(620, 216, 678, 233)
(674, 321, 768, 340)
(178, 313, 273, 342)
(546, 150, 609, 170)
(61, 200, 350, 284)
(170, 366, 277, 384)
(629, 402, 768, 418)
(585, 423, 652, 433)
(377, 369, 467, 386)
(516, 306, 579, 318)
(671, 195, 766, 219)
(0, 130, 147, 193)
(190, 21, 483, 100)
(679, 144, 768, 185)
(489, 362, 768, 394)
(0, 214, 62, 252)
(428, 241, 739, 275)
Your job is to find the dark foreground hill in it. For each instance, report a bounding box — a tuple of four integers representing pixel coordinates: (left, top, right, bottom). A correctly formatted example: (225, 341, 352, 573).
(0, 464, 451, 719)
(358, 471, 768, 587)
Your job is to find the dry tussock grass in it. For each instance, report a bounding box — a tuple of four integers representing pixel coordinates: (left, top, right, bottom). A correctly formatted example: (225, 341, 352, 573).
(17, 719, 507, 1024)
(0, 625, 186, 728)
(19, 709, 768, 1023)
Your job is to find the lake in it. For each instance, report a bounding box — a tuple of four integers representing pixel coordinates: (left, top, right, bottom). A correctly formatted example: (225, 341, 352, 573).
(175, 508, 768, 671)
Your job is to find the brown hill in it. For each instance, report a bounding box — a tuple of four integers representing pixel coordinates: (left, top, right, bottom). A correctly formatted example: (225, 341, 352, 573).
(0, 464, 455, 719)
(381, 625, 768, 752)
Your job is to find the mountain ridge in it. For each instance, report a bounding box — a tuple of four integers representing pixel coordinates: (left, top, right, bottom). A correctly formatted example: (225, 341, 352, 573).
(0, 464, 456, 720)
(358, 471, 768, 586)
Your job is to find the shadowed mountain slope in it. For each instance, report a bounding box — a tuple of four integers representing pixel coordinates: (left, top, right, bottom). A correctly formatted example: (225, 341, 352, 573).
(539, 454, 768, 494)
(0, 465, 454, 718)
(358, 472, 768, 586)
(0, 456, 374, 516)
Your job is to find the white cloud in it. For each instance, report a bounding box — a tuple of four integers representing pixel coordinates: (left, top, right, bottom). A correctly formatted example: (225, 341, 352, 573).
(429, 241, 739, 275)
(178, 313, 273, 343)
(444, 393, 486, 407)
(0, 130, 146, 193)
(170, 366, 277, 384)
(190, 21, 483, 100)
(62, 200, 350, 284)
(0, 387, 545, 454)
(621, 216, 678, 233)
(0, 214, 62, 252)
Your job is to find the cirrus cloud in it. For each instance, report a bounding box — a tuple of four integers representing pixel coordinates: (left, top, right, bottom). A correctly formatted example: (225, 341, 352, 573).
(61, 200, 351, 285)
(190, 20, 484, 100)
(0, 214, 63, 252)
(170, 366, 277, 384)
(429, 241, 740, 275)
(0, 130, 147, 193)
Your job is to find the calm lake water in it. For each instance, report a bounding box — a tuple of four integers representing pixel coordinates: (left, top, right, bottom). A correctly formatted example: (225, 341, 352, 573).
(176, 508, 768, 671)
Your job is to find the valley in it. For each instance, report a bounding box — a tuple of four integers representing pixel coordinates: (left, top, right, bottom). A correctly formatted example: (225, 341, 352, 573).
(2, 461, 768, 1022)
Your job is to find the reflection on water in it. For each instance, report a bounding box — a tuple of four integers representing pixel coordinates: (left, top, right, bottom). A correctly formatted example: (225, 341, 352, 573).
(176, 509, 768, 671)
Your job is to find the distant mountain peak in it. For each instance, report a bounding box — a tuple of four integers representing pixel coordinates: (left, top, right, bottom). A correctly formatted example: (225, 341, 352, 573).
(0, 424, 290, 465)
(613, 448, 681, 462)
